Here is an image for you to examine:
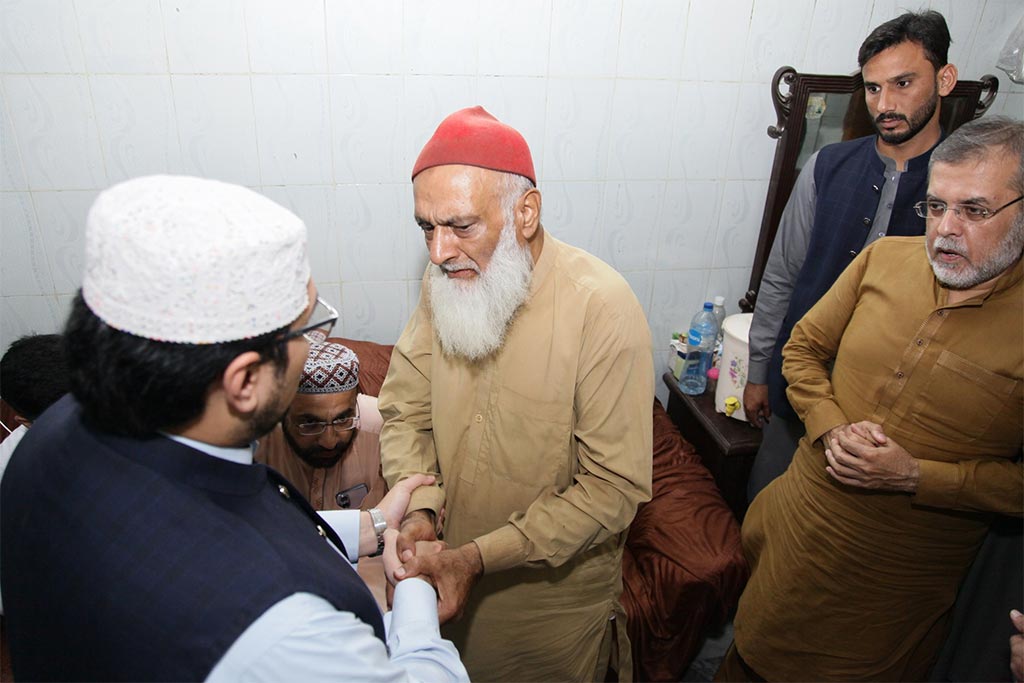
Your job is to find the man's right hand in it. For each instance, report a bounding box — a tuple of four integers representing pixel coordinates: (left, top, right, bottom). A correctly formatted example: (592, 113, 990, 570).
(397, 508, 438, 562)
(743, 382, 770, 428)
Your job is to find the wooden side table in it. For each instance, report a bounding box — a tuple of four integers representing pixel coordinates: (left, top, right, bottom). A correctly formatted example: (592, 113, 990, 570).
(662, 372, 762, 522)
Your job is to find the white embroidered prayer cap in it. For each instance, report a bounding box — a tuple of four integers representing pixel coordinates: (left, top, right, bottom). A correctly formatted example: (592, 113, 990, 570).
(82, 175, 311, 344)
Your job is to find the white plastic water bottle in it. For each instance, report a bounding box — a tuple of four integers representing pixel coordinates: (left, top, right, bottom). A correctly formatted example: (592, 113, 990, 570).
(712, 296, 727, 343)
(679, 302, 719, 395)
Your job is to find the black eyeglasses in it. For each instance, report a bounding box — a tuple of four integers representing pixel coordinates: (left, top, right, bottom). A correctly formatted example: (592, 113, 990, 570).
(914, 195, 1024, 223)
(293, 405, 360, 436)
(280, 296, 339, 344)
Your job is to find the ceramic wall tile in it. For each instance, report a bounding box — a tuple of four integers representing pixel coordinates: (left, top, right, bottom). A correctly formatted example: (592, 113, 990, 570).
(725, 82, 778, 181)
(655, 180, 722, 269)
(163, 0, 249, 73)
(542, 78, 614, 181)
(331, 76, 404, 184)
(403, 0, 479, 75)
(714, 179, 769, 270)
(335, 184, 408, 281)
(260, 185, 338, 286)
(606, 79, 677, 180)
(0, 94, 27, 191)
(542, 181, 606, 258)
(325, 0, 403, 75)
(32, 190, 96, 295)
(172, 75, 260, 186)
(246, 0, 327, 74)
(617, 0, 687, 79)
(3, 75, 106, 190)
(681, 0, 754, 82)
(742, 0, 815, 83)
(76, 0, 166, 73)
(549, 0, 621, 77)
(668, 81, 740, 180)
(253, 75, 332, 185)
(90, 75, 183, 182)
(340, 281, 409, 344)
(478, 0, 552, 77)
(803, 3, 873, 73)
(600, 180, 663, 272)
(1, 192, 52, 296)
(0, 0, 85, 73)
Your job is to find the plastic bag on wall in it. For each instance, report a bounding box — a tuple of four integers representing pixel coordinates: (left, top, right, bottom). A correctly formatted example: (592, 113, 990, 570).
(996, 15, 1024, 84)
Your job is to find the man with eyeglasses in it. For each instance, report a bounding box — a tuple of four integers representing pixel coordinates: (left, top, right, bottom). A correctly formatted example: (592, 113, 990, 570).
(257, 340, 385, 514)
(719, 116, 1022, 680)
(745, 10, 959, 499)
(0, 175, 467, 682)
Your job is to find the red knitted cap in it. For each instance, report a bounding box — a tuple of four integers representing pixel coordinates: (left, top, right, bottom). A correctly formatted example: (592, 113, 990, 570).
(411, 106, 536, 184)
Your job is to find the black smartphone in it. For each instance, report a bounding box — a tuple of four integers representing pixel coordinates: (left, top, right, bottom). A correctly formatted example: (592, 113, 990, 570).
(335, 483, 369, 509)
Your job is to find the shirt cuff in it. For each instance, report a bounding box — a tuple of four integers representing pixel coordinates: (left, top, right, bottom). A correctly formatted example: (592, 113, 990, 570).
(911, 459, 961, 508)
(408, 486, 445, 518)
(389, 578, 440, 634)
(802, 399, 848, 444)
(747, 360, 769, 384)
(473, 524, 530, 574)
(317, 509, 360, 564)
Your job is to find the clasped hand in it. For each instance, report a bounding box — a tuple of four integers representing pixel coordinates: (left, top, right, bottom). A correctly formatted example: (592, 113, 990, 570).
(822, 420, 920, 493)
(384, 510, 483, 624)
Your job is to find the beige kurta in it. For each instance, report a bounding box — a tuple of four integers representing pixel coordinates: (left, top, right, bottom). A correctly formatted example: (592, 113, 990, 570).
(379, 234, 654, 682)
(735, 237, 1023, 680)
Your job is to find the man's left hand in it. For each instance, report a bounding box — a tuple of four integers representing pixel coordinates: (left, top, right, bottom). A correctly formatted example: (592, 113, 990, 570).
(377, 474, 436, 529)
(824, 421, 920, 493)
(395, 541, 483, 624)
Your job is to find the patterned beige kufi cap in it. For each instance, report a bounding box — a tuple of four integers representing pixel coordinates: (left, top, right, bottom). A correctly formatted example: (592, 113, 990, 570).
(82, 175, 311, 343)
(298, 341, 359, 394)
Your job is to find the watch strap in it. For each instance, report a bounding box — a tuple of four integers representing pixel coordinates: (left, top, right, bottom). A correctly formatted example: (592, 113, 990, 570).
(367, 508, 386, 557)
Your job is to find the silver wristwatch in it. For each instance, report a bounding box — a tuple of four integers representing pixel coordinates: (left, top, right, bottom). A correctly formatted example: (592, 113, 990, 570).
(367, 508, 386, 557)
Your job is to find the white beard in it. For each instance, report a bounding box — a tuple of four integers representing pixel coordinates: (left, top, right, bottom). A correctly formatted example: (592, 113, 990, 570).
(428, 223, 534, 361)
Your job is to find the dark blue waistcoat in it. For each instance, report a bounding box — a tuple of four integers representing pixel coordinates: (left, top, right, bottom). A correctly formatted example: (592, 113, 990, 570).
(767, 134, 933, 419)
(1, 395, 385, 682)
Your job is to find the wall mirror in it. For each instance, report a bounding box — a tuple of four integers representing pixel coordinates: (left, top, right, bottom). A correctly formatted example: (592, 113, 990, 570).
(739, 67, 999, 312)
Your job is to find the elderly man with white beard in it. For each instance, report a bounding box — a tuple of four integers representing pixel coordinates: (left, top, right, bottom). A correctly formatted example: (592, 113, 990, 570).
(378, 106, 654, 682)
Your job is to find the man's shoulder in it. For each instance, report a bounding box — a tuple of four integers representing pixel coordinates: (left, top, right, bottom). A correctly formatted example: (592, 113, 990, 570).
(817, 134, 876, 167)
(547, 236, 640, 309)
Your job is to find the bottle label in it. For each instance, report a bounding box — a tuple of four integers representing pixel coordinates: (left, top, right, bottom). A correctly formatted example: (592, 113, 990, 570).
(688, 329, 702, 346)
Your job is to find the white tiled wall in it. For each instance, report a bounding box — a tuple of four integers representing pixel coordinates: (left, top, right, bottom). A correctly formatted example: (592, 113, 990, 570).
(1, 0, 1022, 406)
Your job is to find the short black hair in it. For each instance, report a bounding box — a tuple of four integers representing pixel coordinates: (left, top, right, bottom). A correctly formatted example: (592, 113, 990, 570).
(858, 10, 951, 71)
(0, 334, 69, 421)
(64, 292, 291, 438)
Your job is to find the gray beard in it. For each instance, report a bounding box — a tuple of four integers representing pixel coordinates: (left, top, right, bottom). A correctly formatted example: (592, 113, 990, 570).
(928, 216, 1024, 289)
(428, 223, 534, 361)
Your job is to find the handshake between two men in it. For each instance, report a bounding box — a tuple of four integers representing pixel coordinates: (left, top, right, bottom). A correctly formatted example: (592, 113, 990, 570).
(374, 475, 482, 624)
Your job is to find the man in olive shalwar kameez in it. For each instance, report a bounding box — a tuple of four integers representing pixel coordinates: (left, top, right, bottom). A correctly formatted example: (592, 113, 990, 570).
(379, 106, 654, 682)
(720, 117, 1024, 681)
